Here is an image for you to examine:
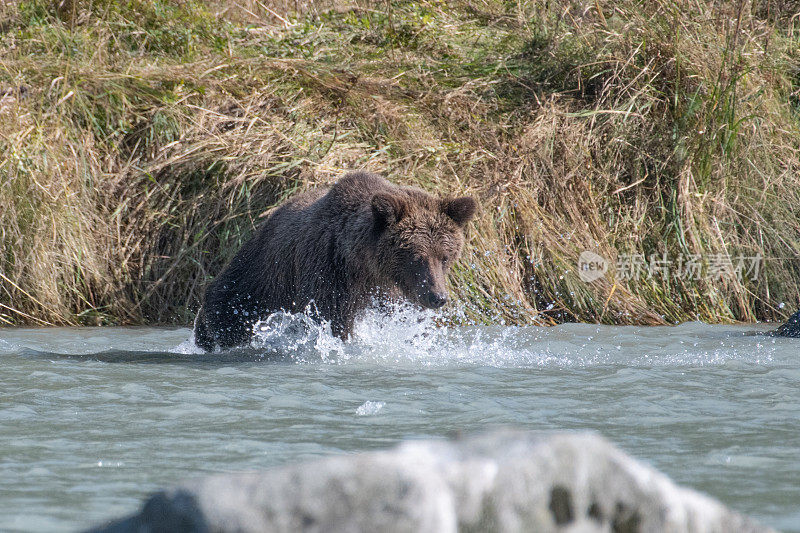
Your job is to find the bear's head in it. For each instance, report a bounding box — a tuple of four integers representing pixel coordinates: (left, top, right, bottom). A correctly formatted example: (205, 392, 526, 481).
(371, 190, 477, 309)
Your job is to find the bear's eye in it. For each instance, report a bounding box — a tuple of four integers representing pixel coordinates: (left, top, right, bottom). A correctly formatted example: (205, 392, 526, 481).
(442, 254, 451, 265)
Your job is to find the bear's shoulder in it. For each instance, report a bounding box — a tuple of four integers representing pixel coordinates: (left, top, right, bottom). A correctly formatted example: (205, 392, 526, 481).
(333, 171, 392, 193)
(331, 172, 432, 206)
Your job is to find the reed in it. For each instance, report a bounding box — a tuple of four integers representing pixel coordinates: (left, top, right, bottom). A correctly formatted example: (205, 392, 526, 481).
(1, 0, 798, 326)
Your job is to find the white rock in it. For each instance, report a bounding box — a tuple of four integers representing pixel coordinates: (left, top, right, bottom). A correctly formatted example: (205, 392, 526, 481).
(88, 429, 772, 533)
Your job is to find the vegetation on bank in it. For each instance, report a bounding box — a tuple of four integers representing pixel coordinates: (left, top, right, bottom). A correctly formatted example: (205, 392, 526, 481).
(1, 0, 799, 327)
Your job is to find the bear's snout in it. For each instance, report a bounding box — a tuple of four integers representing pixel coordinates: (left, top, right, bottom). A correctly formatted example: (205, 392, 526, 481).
(408, 259, 449, 309)
(425, 291, 448, 309)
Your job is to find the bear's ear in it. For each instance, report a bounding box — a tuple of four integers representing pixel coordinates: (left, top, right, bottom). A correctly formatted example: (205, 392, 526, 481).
(372, 193, 407, 230)
(443, 196, 478, 227)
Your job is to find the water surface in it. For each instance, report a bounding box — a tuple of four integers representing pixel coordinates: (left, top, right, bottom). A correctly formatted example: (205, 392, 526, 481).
(1, 309, 798, 531)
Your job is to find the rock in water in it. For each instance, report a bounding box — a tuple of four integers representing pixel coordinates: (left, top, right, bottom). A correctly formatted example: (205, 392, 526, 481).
(88, 430, 772, 533)
(774, 308, 800, 337)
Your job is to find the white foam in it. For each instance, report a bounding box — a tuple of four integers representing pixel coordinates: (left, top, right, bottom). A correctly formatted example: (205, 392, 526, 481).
(0, 339, 15, 354)
(355, 401, 385, 416)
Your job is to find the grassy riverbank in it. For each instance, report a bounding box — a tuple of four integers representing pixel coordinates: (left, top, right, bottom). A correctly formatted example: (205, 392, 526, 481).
(1, 0, 799, 327)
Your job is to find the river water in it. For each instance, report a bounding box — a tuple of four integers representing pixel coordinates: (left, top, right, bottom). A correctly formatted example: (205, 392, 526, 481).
(1, 307, 798, 532)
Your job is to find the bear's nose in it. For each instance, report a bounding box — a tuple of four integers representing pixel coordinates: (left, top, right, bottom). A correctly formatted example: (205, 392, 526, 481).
(427, 292, 448, 308)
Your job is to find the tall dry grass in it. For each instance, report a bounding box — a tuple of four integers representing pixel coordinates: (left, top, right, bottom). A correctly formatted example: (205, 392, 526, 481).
(1, 0, 799, 326)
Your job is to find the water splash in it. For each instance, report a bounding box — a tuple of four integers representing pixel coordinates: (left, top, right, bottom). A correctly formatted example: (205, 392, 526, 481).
(172, 329, 206, 355)
(250, 311, 344, 363)
(230, 302, 611, 368)
(163, 303, 781, 368)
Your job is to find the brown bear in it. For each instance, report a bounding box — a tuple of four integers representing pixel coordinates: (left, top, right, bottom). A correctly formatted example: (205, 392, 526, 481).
(193, 172, 477, 351)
